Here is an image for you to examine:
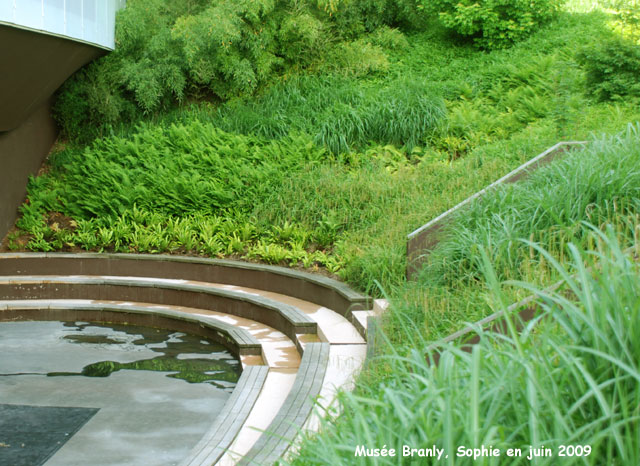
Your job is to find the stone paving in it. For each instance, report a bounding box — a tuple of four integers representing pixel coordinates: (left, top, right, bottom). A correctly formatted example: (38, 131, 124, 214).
(0, 253, 385, 465)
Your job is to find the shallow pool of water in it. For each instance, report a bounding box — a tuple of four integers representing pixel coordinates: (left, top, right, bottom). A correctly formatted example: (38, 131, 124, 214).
(0, 320, 241, 466)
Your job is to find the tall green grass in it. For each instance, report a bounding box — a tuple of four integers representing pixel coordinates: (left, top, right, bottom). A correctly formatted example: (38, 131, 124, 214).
(387, 125, 640, 340)
(290, 229, 640, 465)
(423, 124, 640, 286)
(171, 75, 446, 155)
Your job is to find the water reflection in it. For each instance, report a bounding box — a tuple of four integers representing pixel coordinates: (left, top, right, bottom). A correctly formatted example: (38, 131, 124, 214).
(1, 321, 241, 392)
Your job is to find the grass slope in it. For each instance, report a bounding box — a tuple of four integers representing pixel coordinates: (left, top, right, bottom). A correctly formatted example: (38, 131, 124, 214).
(290, 229, 640, 465)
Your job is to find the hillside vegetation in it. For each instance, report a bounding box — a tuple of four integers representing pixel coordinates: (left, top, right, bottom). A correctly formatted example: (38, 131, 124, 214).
(5, 0, 640, 462)
(13, 0, 640, 299)
(293, 222, 640, 465)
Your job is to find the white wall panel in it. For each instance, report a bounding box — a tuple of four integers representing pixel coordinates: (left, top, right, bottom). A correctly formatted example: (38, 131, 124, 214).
(0, 0, 124, 49)
(42, 0, 65, 36)
(13, 0, 44, 30)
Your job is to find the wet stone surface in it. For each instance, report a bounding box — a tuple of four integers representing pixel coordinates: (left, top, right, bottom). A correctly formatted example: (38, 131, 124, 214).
(0, 321, 242, 465)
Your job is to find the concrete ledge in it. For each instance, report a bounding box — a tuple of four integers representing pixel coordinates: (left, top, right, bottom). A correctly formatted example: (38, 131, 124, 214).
(406, 141, 588, 278)
(0, 275, 316, 343)
(0, 253, 372, 317)
(239, 342, 330, 465)
(181, 365, 270, 466)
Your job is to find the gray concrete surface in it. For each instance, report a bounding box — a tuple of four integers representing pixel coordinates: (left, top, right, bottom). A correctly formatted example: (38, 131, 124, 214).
(0, 321, 236, 466)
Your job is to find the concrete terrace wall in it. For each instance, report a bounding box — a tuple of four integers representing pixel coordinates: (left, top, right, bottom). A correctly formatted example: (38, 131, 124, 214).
(0, 102, 58, 239)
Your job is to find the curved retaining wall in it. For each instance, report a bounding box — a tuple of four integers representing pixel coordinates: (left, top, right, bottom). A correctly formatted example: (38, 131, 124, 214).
(0, 253, 372, 317)
(0, 252, 372, 465)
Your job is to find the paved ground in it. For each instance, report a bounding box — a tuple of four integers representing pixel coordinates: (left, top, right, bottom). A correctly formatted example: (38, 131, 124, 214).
(0, 322, 234, 466)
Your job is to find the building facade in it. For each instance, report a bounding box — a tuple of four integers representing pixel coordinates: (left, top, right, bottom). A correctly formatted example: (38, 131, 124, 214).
(0, 0, 123, 239)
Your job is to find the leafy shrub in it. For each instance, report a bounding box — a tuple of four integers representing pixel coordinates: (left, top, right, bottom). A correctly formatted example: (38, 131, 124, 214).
(53, 0, 422, 142)
(423, 0, 560, 49)
(578, 38, 640, 101)
(320, 39, 390, 76)
(278, 12, 326, 65)
(53, 60, 138, 141)
(318, 0, 423, 37)
(598, 0, 640, 41)
(171, 0, 283, 99)
(368, 26, 411, 50)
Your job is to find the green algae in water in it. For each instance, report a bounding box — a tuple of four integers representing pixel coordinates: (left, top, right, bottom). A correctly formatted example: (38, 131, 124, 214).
(44, 321, 241, 390)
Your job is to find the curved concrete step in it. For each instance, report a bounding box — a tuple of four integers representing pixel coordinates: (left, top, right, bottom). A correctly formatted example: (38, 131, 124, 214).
(0, 253, 372, 317)
(181, 365, 270, 466)
(0, 299, 262, 356)
(0, 275, 317, 342)
(0, 254, 374, 465)
(237, 342, 330, 466)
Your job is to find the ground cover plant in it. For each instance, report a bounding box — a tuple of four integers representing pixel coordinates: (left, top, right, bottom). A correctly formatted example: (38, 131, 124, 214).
(11, 124, 343, 272)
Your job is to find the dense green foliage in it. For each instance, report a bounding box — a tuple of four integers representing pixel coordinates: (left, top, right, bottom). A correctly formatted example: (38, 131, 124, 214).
(291, 231, 640, 465)
(15, 124, 343, 271)
(52, 0, 578, 142)
(424, 0, 560, 49)
(34, 122, 325, 218)
(578, 38, 640, 100)
(53, 0, 420, 142)
(288, 123, 640, 466)
(182, 75, 445, 154)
